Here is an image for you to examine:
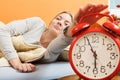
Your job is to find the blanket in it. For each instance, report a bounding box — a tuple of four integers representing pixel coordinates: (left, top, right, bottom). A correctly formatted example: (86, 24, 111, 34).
(0, 21, 69, 66)
(0, 35, 46, 66)
(0, 22, 46, 66)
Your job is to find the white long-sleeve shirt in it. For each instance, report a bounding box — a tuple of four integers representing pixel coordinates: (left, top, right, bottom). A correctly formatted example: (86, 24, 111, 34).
(0, 17, 73, 62)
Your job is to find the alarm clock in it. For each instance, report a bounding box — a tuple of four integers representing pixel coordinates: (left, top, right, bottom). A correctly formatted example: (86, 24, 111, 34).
(69, 13, 120, 80)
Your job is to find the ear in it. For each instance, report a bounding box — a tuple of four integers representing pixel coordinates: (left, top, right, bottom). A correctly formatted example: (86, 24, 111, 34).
(72, 22, 90, 37)
(103, 22, 120, 36)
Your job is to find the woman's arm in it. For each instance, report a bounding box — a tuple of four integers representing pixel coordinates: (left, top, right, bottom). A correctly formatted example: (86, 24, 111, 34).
(41, 4, 108, 63)
(0, 17, 45, 72)
(41, 29, 73, 62)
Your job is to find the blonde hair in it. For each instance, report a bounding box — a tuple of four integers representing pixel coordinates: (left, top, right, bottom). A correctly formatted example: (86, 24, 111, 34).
(55, 11, 74, 23)
(49, 11, 74, 24)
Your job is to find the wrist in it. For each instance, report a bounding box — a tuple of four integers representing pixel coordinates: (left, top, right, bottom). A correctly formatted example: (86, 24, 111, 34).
(9, 58, 22, 67)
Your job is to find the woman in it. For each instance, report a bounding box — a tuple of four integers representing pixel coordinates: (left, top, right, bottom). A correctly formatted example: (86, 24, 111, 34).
(0, 4, 108, 72)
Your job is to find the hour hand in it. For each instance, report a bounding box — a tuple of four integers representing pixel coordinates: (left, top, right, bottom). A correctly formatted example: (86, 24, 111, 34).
(94, 51, 97, 68)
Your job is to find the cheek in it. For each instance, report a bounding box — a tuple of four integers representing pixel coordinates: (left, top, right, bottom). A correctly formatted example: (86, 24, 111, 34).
(51, 20, 57, 25)
(49, 20, 56, 26)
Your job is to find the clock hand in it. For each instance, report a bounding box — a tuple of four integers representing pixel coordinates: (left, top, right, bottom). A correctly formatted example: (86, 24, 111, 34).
(94, 51, 97, 68)
(86, 37, 97, 58)
(86, 37, 97, 70)
(86, 38, 105, 67)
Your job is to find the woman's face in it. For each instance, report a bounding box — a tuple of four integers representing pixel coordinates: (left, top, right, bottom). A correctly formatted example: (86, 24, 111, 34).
(48, 12, 73, 36)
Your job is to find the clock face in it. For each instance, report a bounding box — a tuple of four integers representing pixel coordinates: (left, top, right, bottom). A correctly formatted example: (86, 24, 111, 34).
(71, 32, 120, 79)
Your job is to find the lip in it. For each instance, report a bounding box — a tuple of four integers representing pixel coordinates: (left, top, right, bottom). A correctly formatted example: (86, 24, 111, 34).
(54, 25, 61, 30)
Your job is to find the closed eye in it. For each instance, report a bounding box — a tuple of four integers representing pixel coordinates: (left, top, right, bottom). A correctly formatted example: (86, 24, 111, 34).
(65, 21, 71, 27)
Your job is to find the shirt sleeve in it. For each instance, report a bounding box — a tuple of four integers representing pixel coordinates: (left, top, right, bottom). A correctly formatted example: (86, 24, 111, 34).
(41, 31, 73, 63)
(0, 17, 45, 60)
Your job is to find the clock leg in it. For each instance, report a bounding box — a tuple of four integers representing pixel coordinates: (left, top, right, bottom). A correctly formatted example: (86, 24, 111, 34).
(78, 77, 84, 80)
(78, 77, 81, 80)
(111, 75, 120, 80)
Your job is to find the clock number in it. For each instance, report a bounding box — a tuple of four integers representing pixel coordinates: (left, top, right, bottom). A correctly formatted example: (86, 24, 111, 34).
(78, 45, 86, 52)
(100, 66, 106, 73)
(76, 52, 81, 59)
(79, 60, 84, 67)
(107, 43, 112, 51)
(92, 35, 99, 43)
(93, 68, 98, 74)
(86, 66, 90, 72)
(107, 62, 112, 68)
(110, 52, 116, 60)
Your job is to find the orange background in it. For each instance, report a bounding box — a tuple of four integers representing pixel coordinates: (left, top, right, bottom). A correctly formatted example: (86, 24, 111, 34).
(0, 0, 108, 25)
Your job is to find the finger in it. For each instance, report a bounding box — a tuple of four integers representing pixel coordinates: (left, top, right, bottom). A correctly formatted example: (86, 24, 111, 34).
(83, 3, 96, 12)
(84, 4, 108, 14)
(21, 64, 28, 72)
(29, 64, 36, 71)
(80, 4, 95, 15)
(17, 65, 23, 72)
(93, 4, 108, 13)
(75, 4, 108, 23)
(76, 3, 95, 16)
(23, 63, 35, 72)
(75, 5, 94, 21)
(94, 11, 109, 19)
(82, 4, 108, 16)
(26, 64, 33, 72)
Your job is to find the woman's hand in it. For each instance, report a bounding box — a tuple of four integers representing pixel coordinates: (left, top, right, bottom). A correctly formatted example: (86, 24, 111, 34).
(9, 58, 36, 72)
(66, 4, 108, 37)
(74, 3, 108, 25)
(14, 63, 36, 72)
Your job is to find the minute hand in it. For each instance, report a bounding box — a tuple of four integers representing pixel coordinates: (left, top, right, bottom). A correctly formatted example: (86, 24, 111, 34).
(86, 36, 97, 69)
(86, 37, 97, 58)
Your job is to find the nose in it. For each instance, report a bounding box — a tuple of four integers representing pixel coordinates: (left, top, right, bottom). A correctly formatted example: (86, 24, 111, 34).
(57, 21, 62, 26)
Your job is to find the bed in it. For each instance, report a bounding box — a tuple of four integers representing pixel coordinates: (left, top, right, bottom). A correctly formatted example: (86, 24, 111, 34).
(0, 61, 75, 80)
